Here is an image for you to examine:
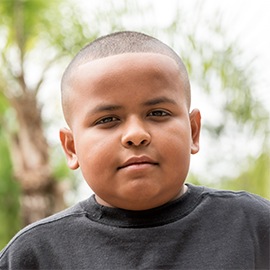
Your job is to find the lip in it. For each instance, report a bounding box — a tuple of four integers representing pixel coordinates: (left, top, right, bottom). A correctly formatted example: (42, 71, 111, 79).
(118, 156, 158, 170)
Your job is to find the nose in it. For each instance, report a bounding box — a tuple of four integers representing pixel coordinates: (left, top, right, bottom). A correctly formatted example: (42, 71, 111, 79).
(121, 117, 151, 148)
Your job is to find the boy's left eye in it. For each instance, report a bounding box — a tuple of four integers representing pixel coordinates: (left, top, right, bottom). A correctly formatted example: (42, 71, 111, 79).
(148, 110, 169, 117)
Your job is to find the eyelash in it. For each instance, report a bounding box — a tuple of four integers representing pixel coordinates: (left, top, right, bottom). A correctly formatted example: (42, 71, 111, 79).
(95, 110, 170, 126)
(148, 110, 170, 117)
(95, 116, 119, 125)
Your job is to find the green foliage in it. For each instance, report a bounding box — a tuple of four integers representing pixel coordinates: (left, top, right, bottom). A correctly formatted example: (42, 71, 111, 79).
(50, 147, 72, 181)
(221, 151, 270, 199)
(189, 150, 270, 200)
(0, 91, 10, 115)
(0, 113, 21, 250)
(0, 0, 60, 50)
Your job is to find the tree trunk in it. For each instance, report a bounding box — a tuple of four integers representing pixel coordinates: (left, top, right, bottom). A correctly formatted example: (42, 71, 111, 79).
(9, 92, 66, 226)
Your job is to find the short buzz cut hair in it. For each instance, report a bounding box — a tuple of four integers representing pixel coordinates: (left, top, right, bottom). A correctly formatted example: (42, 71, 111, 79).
(61, 31, 191, 123)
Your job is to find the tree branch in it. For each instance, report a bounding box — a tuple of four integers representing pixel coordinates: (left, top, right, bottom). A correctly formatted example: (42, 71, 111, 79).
(33, 53, 63, 96)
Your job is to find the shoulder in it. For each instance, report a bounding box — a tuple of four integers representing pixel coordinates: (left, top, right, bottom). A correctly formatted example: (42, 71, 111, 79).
(201, 185, 270, 207)
(194, 184, 270, 223)
(0, 198, 89, 260)
(17, 199, 86, 233)
(187, 183, 269, 216)
(187, 184, 270, 243)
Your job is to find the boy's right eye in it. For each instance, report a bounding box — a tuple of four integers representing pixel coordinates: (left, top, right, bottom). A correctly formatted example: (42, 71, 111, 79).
(95, 116, 119, 126)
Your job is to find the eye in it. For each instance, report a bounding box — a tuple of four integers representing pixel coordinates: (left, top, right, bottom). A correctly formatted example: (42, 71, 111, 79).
(95, 116, 119, 126)
(148, 110, 170, 117)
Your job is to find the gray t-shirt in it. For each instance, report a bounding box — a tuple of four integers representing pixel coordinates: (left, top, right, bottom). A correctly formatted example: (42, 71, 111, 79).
(0, 184, 269, 269)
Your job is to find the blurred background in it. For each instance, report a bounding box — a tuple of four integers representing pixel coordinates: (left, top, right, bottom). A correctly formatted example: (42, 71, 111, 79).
(0, 0, 269, 249)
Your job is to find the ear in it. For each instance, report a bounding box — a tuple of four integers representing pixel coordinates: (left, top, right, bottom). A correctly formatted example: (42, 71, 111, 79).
(189, 109, 201, 154)
(59, 128, 79, 170)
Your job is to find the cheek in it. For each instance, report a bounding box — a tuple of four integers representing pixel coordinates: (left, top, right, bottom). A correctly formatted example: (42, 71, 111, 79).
(159, 122, 191, 166)
(75, 133, 117, 180)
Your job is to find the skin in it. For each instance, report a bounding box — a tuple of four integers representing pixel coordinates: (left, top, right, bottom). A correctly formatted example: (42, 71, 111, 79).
(60, 53, 201, 211)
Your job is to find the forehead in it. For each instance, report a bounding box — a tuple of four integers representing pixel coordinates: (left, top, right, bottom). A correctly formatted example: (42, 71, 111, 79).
(69, 53, 184, 91)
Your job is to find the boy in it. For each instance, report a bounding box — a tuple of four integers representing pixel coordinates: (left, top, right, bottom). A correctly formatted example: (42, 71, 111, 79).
(0, 31, 269, 269)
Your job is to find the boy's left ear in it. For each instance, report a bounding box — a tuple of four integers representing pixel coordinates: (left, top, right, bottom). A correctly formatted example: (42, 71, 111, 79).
(189, 109, 201, 154)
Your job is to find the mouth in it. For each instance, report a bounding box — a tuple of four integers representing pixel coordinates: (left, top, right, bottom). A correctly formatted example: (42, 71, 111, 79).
(117, 156, 159, 170)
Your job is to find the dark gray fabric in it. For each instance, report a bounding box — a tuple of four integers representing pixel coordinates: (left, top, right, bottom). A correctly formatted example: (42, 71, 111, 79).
(0, 184, 269, 269)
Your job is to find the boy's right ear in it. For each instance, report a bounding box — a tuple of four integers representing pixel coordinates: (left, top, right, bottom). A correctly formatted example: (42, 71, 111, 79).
(59, 128, 79, 170)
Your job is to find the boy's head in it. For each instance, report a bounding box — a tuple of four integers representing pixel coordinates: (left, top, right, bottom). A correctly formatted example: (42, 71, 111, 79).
(60, 31, 201, 211)
(61, 31, 191, 123)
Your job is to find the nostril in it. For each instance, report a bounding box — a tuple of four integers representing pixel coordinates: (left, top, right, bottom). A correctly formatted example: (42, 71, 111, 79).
(126, 139, 147, 146)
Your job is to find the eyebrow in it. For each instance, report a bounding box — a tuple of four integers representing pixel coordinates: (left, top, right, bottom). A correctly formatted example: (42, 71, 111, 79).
(142, 97, 178, 107)
(91, 104, 123, 114)
(90, 96, 177, 116)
